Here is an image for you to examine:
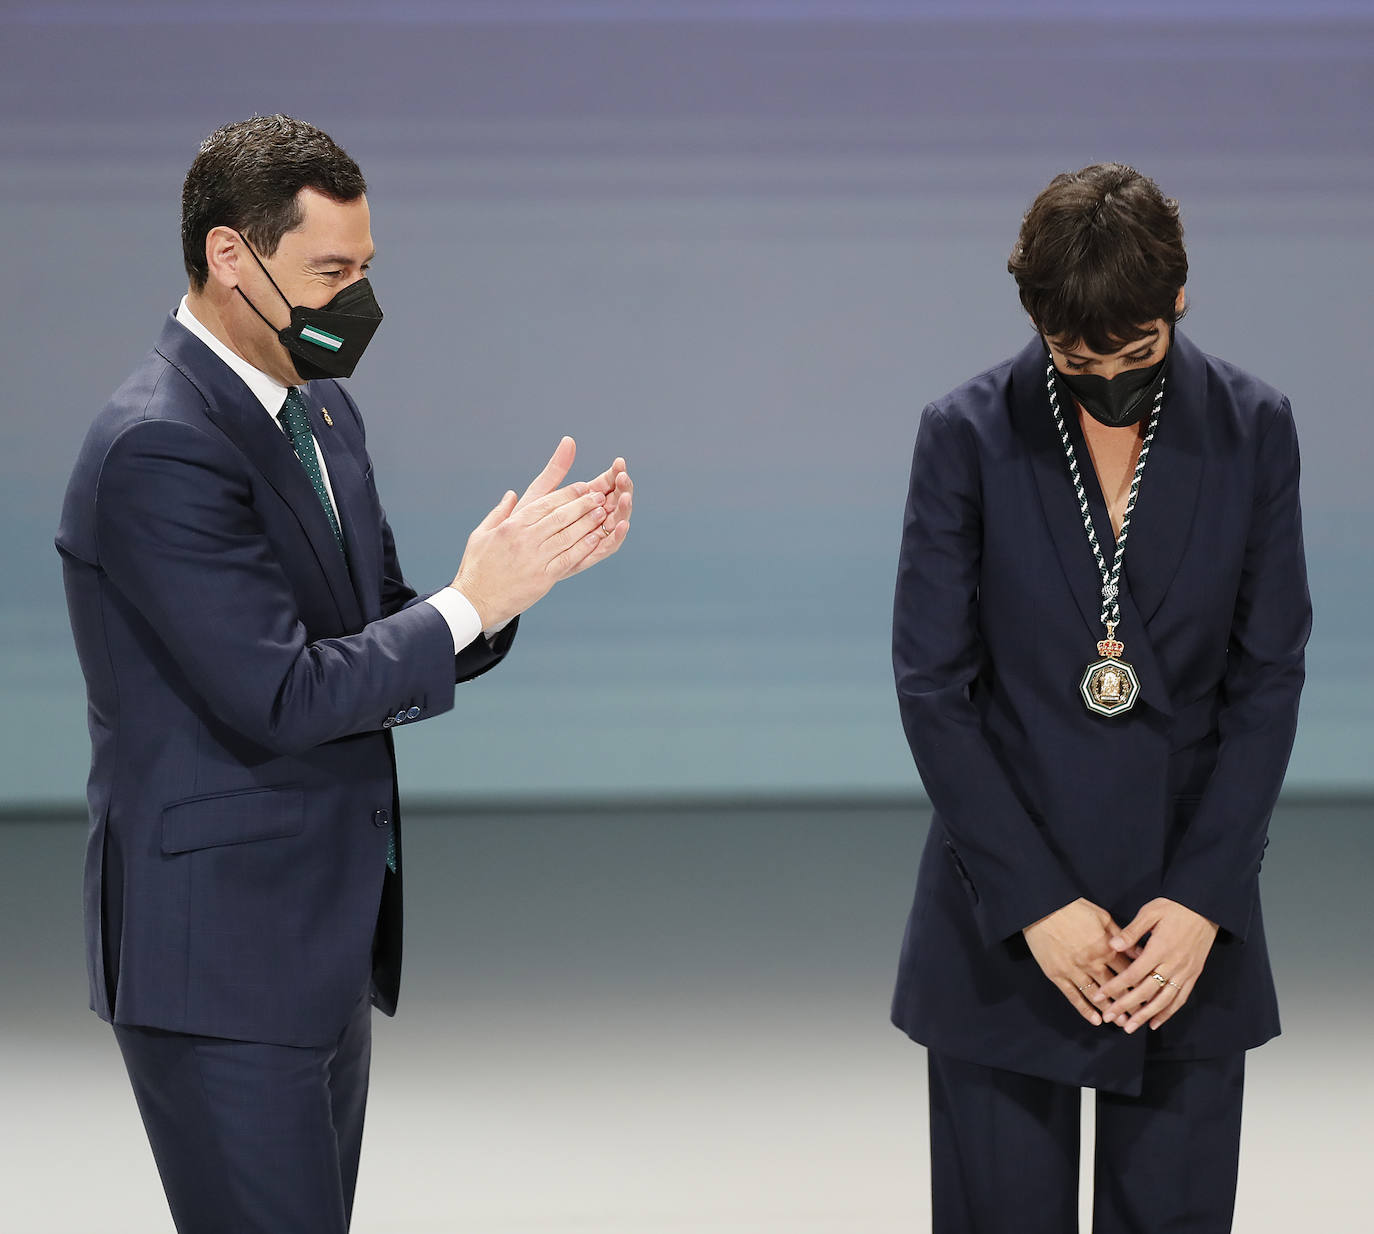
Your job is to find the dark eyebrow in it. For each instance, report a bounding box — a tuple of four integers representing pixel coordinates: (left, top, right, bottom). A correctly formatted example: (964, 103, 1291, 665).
(1061, 327, 1159, 363)
(310, 250, 376, 268)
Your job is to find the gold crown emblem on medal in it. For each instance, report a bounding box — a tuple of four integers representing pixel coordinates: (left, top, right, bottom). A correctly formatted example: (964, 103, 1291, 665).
(1096, 620, 1124, 660)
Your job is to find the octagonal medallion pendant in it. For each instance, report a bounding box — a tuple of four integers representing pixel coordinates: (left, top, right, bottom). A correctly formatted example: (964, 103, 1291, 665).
(1079, 657, 1140, 717)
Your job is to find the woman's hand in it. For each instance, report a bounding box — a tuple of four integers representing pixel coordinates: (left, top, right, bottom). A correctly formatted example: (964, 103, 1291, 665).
(1091, 898, 1219, 1033)
(1023, 898, 1135, 1027)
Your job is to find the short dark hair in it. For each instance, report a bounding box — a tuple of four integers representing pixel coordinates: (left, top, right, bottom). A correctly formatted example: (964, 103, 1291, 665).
(1007, 163, 1187, 354)
(181, 115, 367, 291)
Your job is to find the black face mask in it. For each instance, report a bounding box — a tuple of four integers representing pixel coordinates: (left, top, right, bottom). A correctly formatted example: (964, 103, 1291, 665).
(236, 239, 383, 382)
(1051, 331, 1171, 428)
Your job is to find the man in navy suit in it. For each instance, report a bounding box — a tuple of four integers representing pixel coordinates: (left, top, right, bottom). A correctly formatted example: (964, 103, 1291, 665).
(891, 164, 1309, 1232)
(56, 115, 633, 1233)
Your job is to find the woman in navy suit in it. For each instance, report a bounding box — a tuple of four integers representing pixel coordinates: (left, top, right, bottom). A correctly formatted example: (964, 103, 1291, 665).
(891, 164, 1310, 1232)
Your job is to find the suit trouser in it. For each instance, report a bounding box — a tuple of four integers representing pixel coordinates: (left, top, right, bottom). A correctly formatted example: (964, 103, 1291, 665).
(927, 1048, 1246, 1234)
(113, 989, 372, 1234)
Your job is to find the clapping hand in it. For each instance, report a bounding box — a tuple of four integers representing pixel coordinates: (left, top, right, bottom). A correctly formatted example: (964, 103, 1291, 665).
(452, 437, 632, 629)
(511, 437, 632, 576)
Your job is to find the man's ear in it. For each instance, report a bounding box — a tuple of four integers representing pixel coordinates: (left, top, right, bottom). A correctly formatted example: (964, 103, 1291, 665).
(1174, 286, 1186, 316)
(204, 226, 242, 290)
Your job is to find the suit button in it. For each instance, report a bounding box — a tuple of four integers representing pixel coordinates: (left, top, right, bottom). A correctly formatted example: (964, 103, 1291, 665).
(373, 809, 390, 829)
(406, 706, 421, 719)
(382, 717, 394, 728)
(394, 711, 407, 725)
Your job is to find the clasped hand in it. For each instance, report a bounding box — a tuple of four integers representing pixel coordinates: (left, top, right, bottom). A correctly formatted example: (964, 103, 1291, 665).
(1023, 896, 1218, 1033)
(453, 436, 632, 630)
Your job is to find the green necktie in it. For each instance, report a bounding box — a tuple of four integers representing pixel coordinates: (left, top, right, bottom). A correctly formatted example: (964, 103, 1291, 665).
(279, 388, 345, 557)
(280, 390, 395, 871)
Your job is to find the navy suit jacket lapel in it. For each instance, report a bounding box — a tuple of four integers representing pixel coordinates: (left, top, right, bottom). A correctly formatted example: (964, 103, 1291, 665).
(1010, 335, 1174, 719)
(299, 384, 383, 622)
(1120, 330, 1207, 629)
(154, 315, 365, 631)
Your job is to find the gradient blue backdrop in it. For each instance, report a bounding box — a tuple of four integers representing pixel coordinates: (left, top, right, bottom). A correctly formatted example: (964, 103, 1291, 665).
(3, 0, 1370, 805)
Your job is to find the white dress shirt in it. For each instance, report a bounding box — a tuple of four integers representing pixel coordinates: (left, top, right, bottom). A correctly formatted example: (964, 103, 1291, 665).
(174, 297, 486, 653)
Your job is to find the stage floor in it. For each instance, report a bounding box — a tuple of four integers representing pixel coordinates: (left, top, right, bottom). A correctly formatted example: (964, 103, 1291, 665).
(3, 800, 1368, 1232)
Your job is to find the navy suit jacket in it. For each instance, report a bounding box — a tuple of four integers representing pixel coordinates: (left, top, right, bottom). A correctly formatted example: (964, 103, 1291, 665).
(57, 314, 515, 1047)
(891, 331, 1310, 1095)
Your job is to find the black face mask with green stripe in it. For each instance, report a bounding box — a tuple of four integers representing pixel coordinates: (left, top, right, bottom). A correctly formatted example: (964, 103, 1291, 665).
(236, 238, 383, 382)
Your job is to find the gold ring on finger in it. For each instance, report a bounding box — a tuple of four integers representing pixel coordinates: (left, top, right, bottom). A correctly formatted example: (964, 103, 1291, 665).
(1167, 980, 1181, 990)
(1150, 971, 1167, 986)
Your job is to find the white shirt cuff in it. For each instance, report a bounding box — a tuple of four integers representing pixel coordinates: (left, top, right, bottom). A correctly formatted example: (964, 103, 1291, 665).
(423, 587, 511, 653)
(424, 587, 482, 653)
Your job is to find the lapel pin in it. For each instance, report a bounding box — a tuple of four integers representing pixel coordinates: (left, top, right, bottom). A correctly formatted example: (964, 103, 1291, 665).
(321, 407, 334, 427)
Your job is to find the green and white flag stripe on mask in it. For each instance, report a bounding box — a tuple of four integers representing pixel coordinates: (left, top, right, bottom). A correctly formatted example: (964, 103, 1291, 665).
(299, 325, 345, 352)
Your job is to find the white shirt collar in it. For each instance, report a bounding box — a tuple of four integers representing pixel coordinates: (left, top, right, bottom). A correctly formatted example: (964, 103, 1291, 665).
(176, 295, 291, 420)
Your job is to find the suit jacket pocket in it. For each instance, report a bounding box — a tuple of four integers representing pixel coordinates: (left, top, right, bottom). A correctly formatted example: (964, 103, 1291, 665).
(943, 839, 979, 904)
(161, 785, 304, 854)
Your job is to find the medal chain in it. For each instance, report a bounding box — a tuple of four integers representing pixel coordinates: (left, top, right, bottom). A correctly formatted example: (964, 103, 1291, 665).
(1044, 360, 1164, 629)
